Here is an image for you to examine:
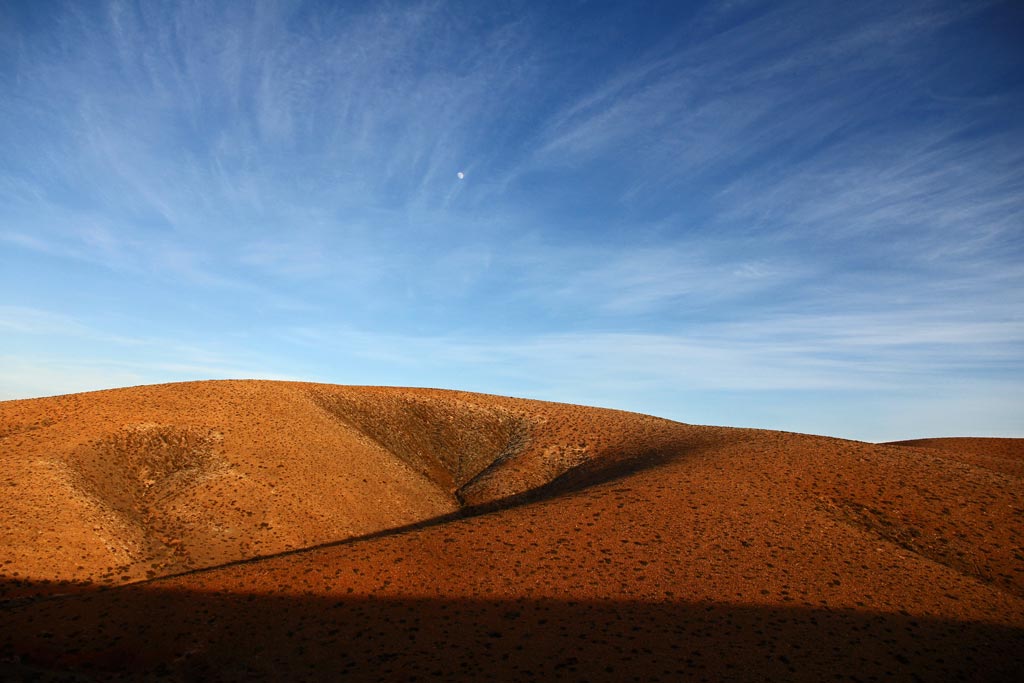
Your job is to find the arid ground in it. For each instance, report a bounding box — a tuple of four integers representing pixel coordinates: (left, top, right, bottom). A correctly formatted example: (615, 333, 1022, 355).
(1, 380, 1021, 680)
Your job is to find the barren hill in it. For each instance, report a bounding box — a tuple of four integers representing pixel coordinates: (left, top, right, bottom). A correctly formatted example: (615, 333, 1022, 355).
(1, 381, 1022, 680)
(0, 380, 700, 594)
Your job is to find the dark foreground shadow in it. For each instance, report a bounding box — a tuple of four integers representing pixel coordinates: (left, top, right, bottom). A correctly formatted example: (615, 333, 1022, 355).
(1, 579, 1021, 682)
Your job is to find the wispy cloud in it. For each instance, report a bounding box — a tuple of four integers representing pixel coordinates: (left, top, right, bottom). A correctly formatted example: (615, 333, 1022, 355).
(524, 0, 1013, 218)
(717, 123, 1024, 258)
(502, 240, 809, 317)
(280, 300, 1024, 396)
(0, 305, 303, 400)
(0, 306, 95, 337)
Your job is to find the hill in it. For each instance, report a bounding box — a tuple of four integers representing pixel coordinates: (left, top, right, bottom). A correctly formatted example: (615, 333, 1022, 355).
(0, 381, 700, 594)
(1, 381, 1021, 680)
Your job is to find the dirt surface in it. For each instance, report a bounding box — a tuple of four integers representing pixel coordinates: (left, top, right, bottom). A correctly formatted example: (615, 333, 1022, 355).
(1, 381, 1022, 680)
(886, 437, 1024, 479)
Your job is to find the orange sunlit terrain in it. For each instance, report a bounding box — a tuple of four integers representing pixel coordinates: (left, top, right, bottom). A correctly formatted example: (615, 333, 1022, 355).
(2, 381, 1021, 680)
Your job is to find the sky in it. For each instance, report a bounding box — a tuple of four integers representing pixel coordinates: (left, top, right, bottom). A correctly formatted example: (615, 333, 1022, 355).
(1, 0, 1022, 442)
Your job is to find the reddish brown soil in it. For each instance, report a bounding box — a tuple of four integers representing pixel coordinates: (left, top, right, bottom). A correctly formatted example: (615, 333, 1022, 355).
(886, 437, 1024, 479)
(1, 381, 1021, 681)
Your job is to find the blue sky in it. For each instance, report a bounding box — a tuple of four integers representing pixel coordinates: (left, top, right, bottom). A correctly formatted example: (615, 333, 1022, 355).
(1, 0, 1022, 441)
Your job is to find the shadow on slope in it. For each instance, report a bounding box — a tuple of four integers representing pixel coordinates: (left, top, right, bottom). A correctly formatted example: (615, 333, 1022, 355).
(63, 425, 230, 574)
(308, 385, 708, 508)
(1, 579, 1021, 682)
(310, 390, 530, 494)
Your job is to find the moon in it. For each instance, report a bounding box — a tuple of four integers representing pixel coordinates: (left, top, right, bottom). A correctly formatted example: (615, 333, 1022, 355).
(457, 171, 465, 180)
